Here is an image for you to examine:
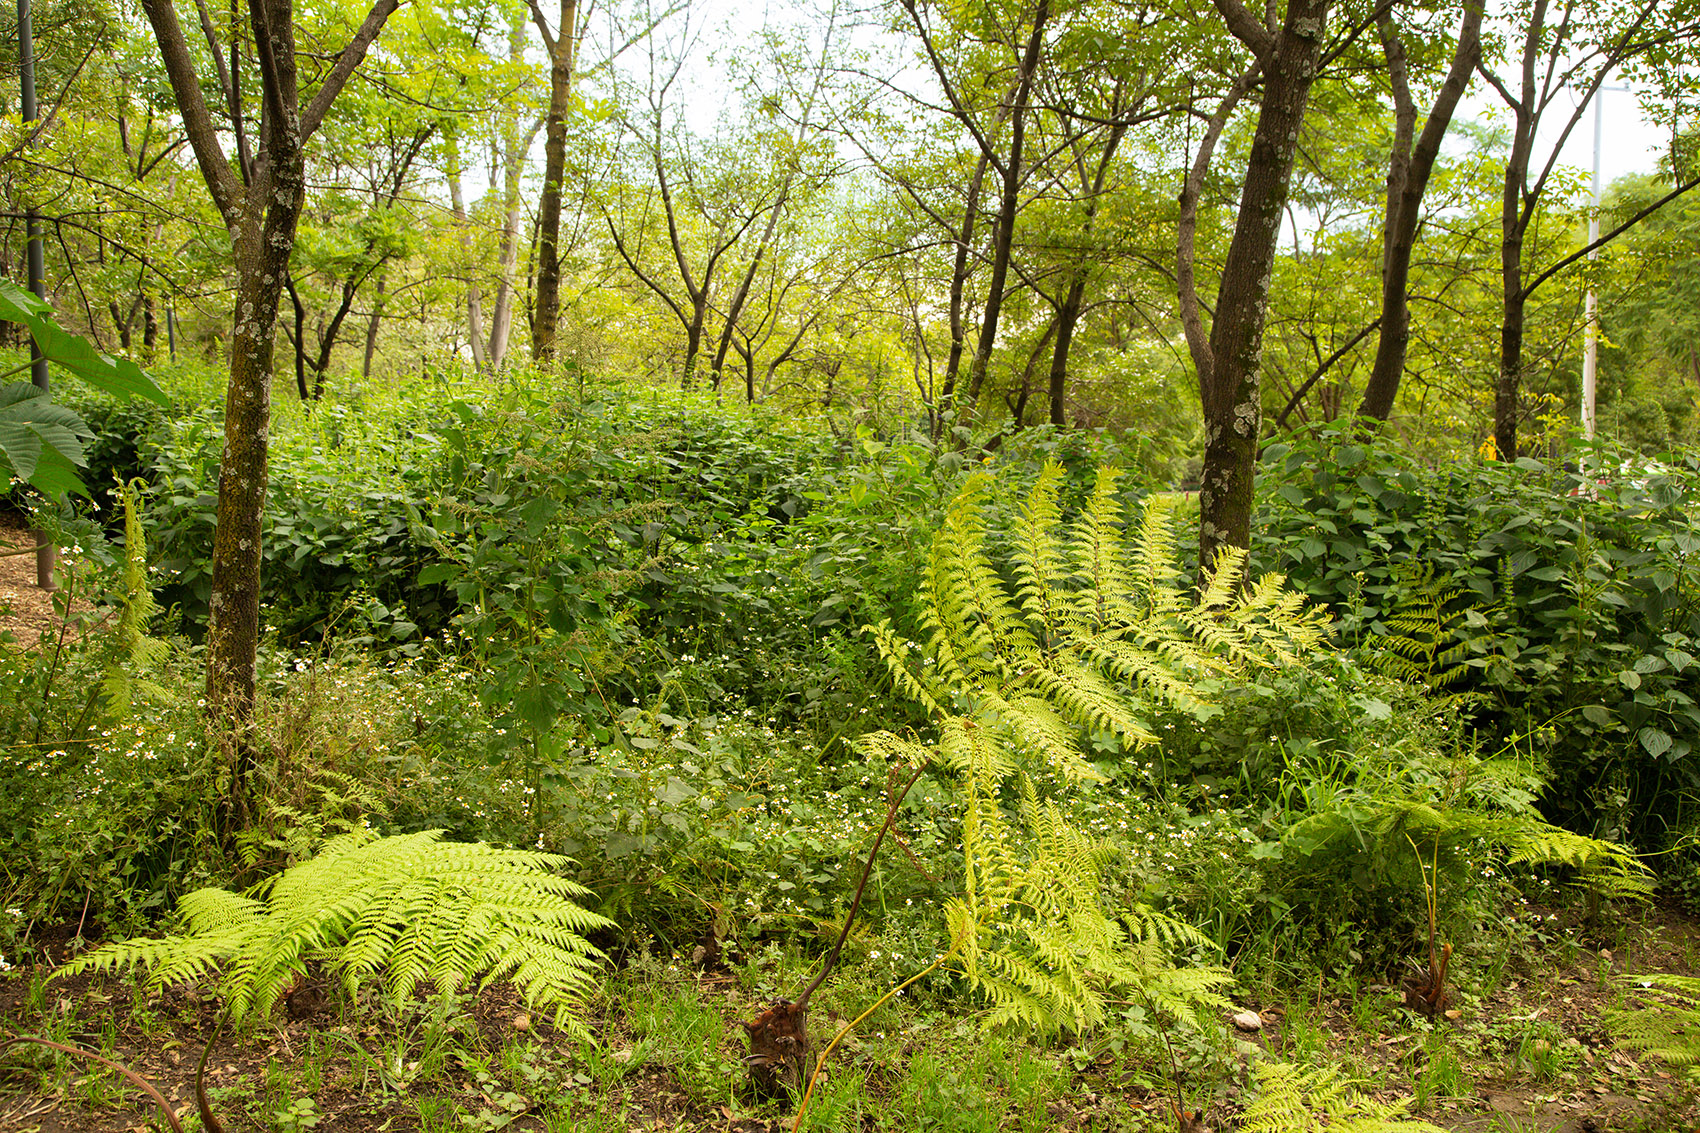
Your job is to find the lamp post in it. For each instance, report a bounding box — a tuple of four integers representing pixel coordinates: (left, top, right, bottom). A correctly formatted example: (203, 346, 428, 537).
(1583, 83, 1629, 441)
(17, 0, 56, 590)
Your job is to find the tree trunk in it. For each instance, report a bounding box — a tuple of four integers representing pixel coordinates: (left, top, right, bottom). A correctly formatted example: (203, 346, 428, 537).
(138, 0, 400, 746)
(1198, 0, 1330, 572)
(1047, 278, 1085, 426)
(964, 0, 1050, 412)
(211, 149, 302, 728)
(142, 293, 158, 352)
(363, 272, 385, 380)
(530, 0, 578, 365)
(1358, 1, 1481, 423)
(1492, 0, 1545, 461)
(487, 20, 539, 370)
(939, 152, 990, 427)
(445, 135, 486, 371)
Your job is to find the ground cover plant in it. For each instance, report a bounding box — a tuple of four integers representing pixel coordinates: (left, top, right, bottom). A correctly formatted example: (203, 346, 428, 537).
(2, 374, 1700, 1133)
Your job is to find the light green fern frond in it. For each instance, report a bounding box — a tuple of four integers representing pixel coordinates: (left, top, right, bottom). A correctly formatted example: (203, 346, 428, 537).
(58, 830, 614, 1034)
(1240, 1061, 1446, 1132)
(1608, 974, 1700, 1070)
(865, 463, 1327, 1035)
(100, 478, 169, 717)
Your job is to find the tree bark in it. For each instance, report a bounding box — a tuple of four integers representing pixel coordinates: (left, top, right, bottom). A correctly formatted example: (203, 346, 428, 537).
(964, 0, 1050, 412)
(363, 272, 385, 380)
(939, 152, 990, 427)
(1358, 0, 1481, 424)
(1197, 0, 1330, 572)
(445, 131, 486, 370)
(529, 0, 579, 365)
(138, 0, 399, 740)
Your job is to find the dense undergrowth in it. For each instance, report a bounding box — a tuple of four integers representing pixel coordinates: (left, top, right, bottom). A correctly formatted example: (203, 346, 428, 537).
(4, 363, 1700, 1128)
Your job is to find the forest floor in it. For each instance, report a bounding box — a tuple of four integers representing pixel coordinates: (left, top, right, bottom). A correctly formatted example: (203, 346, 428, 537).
(0, 900, 1696, 1133)
(0, 511, 83, 645)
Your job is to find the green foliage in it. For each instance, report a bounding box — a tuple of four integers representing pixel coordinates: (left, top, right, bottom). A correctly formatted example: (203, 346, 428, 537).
(863, 462, 1325, 1032)
(1239, 1061, 1446, 1132)
(1370, 563, 1471, 690)
(58, 830, 616, 1033)
(0, 279, 168, 498)
(1607, 972, 1700, 1072)
(98, 479, 169, 717)
(1258, 425, 1700, 851)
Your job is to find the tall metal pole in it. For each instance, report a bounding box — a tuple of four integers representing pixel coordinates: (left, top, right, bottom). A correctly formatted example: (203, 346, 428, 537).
(1582, 83, 1630, 444)
(1582, 89, 1601, 441)
(18, 0, 56, 590)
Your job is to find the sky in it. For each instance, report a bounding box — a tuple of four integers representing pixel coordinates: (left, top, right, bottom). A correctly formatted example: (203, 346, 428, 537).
(1542, 83, 1671, 196)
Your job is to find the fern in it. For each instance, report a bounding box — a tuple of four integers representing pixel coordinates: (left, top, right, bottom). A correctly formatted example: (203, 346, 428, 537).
(1371, 563, 1471, 690)
(98, 478, 169, 717)
(863, 463, 1323, 1033)
(1608, 973, 1700, 1070)
(1239, 1061, 1446, 1132)
(57, 830, 615, 1034)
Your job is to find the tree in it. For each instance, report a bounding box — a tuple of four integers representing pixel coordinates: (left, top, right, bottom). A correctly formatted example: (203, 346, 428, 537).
(527, 0, 580, 364)
(899, 0, 1052, 418)
(1476, 0, 1700, 458)
(1180, 0, 1332, 569)
(1356, 0, 1483, 424)
(139, 0, 401, 748)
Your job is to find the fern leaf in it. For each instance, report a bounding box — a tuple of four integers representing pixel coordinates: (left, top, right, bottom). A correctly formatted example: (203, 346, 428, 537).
(58, 831, 614, 1034)
(1240, 1062, 1446, 1132)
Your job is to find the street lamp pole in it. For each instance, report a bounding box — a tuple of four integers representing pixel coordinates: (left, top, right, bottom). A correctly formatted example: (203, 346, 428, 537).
(1583, 83, 1629, 442)
(17, 0, 56, 591)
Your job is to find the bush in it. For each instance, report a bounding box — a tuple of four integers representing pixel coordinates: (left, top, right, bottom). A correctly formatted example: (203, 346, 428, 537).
(1256, 425, 1700, 853)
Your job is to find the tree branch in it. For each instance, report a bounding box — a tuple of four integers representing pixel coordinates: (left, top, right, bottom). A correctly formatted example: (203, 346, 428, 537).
(136, 0, 243, 226)
(301, 0, 404, 139)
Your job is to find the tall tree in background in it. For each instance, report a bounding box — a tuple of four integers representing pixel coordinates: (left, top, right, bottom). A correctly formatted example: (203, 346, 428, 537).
(1356, 0, 1483, 424)
(1477, 0, 1700, 459)
(1181, 0, 1330, 569)
(900, 0, 1051, 417)
(528, 0, 580, 363)
(138, 0, 400, 751)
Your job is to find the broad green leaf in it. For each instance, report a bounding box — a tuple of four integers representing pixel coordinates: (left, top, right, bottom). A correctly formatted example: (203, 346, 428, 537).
(1640, 727, 1673, 759)
(0, 382, 91, 496)
(0, 280, 168, 405)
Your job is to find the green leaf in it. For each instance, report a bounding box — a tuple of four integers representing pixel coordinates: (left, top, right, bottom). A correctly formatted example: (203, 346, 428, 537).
(1620, 670, 1642, 690)
(1640, 727, 1673, 758)
(0, 382, 91, 496)
(0, 279, 168, 404)
(1582, 704, 1614, 726)
(416, 562, 457, 585)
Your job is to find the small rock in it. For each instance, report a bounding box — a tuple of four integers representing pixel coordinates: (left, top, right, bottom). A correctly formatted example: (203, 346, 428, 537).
(1231, 1010, 1263, 1032)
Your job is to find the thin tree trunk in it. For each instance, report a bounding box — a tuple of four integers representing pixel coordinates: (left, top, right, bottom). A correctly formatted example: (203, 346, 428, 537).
(964, 0, 1050, 412)
(363, 272, 385, 379)
(1493, 0, 1545, 461)
(529, 0, 579, 364)
(487, 19, 539, 369)
(1198, 0, 1330, 572)
(1358, 1, 1481, 423)
(939, 152, 991, 427)
(446, 134, 486, 370)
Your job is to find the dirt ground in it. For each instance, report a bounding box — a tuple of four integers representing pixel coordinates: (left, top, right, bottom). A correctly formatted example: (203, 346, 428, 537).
(0, 511, 79, 645)
(1, 902, 1698, 1132)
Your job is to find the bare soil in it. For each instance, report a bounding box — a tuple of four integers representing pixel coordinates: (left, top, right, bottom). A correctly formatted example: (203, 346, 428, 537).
(0, 511, 85, 647)
(1, 902, 1697, 1132)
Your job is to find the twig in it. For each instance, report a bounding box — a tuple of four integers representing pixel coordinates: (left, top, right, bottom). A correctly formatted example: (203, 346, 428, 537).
(0, 1036, 185, 1132)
